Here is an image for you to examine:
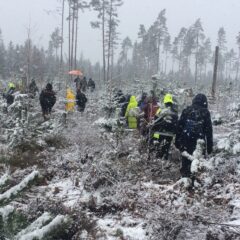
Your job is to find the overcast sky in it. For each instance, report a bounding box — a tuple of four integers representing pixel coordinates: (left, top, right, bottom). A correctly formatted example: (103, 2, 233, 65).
(0, 0, 240, 63)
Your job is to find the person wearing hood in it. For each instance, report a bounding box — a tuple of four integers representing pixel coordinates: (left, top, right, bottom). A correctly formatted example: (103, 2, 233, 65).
(39, 83, 56, 120)
(125, 95, 138, 129)
(76, 88, 88, 112)
(65, 88, 76, 112)
(87, 78, 95, 92)
(175, 93, 213, 178)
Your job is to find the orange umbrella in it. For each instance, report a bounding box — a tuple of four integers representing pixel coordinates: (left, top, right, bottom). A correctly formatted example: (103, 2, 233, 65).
(68, 70, 83, 76)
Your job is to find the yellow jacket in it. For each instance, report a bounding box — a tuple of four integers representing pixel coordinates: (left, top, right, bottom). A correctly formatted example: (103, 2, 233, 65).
(66, 88, 76, 112)
(125, 96, 138, 129)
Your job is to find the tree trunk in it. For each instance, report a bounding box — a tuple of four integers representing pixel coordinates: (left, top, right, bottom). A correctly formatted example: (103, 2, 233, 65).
(60, 0, 64, 74)
(235, 49, 240, 83)
(164, 50, 168, 75)
(102, 0, 106, 83)
(74, 1, 79, 69)
(106, 0, 113, 84)
(71, 1, 75, 71)
(211, 46, 219, 98)
(194, 33, 199, 85)
(68, 1, 71, 76)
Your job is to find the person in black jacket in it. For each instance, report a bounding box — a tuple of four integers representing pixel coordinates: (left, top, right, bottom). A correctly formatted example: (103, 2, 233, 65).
(175, 93, 213, 178)
(79, 77, 87, 92)
(76, 88, 87, 112)
(39, 83, 56, 120)
(74, 76, 81, 90)
(4, 83, 15, 105)
(87, 78, 95, 92)
(150, 94, 178, 160)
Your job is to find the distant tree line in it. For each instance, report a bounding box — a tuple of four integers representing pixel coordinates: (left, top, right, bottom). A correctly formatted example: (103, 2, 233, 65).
(0, 3, 240, 91)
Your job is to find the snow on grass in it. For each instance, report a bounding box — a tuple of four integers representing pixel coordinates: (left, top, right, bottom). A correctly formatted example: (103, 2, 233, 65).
(0, 173, 10, 187)
(17, 215, 68, 240)
(46, 178, 88, 207)
(233, 143, 240, 154)
(15, 212, 52, 239)
(174, 177, 192, 189)
(98, 215, 146, 240)
(0, 205, 14, 221)
(0, 170, 39, 203)
(94, 117, 117, 127)
(217, 138, 231, 152)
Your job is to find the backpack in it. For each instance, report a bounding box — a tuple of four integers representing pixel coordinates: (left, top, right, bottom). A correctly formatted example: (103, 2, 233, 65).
(183, 108, 204, 139)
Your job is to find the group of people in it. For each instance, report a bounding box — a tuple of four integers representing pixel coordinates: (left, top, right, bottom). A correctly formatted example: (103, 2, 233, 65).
(74, 76, 95, 92)
(3, 78, 213, 183)
(39, 76, 94, 120)
(3, 76, 94, 120)
(115, 90, 213, 181)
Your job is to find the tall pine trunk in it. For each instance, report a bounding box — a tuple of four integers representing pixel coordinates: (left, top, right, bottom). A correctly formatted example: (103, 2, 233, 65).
(102, 0, 106, 83)
(68, 1, 71, 76)
(74, 1, 79, 69)
(60, 0, 65, 75)
(106, 0, 113, 84)
(71, 1, 75, 71)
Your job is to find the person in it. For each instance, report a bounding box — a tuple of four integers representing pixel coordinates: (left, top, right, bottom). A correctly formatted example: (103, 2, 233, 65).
(76, 88, 88, 112)
(29, 79, 39, 98)
(120, 94, 130, 117)
(74, 76, 81, 90)
(88, 78, 95, 92)
(175, 93, 213, 178)
(143, 96, 160, 123)
(4, 82, 15, 105)
(65, 88, 76, 112)
(150, 94, 178, 160)
(80, 76, 88, 92)
(39, 83, 56, 120)
(125, 95, 138, 129)
(138, 92, 148, 111)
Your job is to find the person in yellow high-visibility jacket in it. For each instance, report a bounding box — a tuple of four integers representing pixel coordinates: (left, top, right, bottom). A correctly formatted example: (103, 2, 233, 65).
(125, 95, 138, 129)
(65, 88, 76, 112)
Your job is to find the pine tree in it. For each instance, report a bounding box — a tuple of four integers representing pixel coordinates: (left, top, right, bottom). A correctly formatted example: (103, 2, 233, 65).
(0, 29, 6, 79)
(235, 32, 240, 82)
(217, 27, 227, 80)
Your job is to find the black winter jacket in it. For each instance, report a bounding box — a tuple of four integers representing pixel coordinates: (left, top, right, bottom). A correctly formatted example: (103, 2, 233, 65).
(175, 94, 213, 154)
(151, 106, 178, 135)
(39, 89, 56, 110)
(76, 91, 87, 108)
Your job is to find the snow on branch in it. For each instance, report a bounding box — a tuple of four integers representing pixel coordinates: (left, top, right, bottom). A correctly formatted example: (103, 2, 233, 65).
(0, 205, 14, 222)
(15, 212, 52, 239)
(0, 170, 39, 203)
(17, 215, 68, 240)
(182, 139, 205, 174)
(0, 173, 11, 187)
